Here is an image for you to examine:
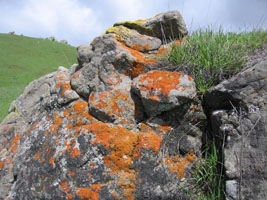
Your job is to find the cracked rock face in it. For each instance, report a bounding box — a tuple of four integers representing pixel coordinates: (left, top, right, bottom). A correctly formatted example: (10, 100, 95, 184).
(0, 11, 207, 200)
(204, 60, 267, 200)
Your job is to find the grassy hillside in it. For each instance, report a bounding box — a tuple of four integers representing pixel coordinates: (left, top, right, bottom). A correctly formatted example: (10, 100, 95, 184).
(0, 33, 77, 122)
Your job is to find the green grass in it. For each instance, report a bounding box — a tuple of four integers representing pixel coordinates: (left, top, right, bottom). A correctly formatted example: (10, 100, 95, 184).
(167, 29, 267, 92)
(189, 142, 225, 200)
(0, 33, 77, 122)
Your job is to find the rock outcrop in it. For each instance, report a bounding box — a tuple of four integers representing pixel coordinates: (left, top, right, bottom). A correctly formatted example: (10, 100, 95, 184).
(204, 60, 267, 200)
(0, 11, 207, 200)
(1, 9, 266, 200)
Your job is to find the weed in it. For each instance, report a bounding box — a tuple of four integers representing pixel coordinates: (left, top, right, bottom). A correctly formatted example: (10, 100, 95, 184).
(188, 142, 225, 200)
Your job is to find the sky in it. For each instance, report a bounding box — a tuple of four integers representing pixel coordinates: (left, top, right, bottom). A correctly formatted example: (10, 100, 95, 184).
(0, 0, 266, 46)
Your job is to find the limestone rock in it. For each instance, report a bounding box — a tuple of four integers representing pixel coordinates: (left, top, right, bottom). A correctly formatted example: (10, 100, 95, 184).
(204, 60, 267, 200)
(114, 10, 188, 40)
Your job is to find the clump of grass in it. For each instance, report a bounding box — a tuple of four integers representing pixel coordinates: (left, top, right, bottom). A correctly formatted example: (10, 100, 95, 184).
(167, 28, 267, 92)
(189, 142, 225, 200)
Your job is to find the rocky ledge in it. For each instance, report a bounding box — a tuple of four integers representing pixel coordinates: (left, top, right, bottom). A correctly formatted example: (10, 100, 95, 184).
(0, 10, 266, 200)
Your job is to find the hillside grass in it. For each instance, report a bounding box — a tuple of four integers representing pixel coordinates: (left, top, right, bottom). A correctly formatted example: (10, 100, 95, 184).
(0, 33, 77, 122)
(167, 29, 267, 92)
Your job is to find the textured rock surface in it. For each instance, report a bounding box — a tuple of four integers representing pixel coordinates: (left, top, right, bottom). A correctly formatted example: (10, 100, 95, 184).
(0, 11, 208, 200)
(204, 60, 267, 200)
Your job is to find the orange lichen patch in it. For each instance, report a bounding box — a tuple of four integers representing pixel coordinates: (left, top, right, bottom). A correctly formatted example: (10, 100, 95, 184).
(132, 130, 162, 159)
(64, 139, 81, 158)
(4, 125, 10, 132)
(156, 124, 172, 135)
(116, 41, 158, 78)
(70, 148, 81, 158)
(90, 89, 134, 123)
(61, 181, 70, 193)
(73, 101, 88, 114)
(88, 122, 139, 199)
(76, 185, 102, 200)
(67, 193, 73, 199)
(63, 108, 72, 117)
(56, 72, 72, 97)
(49, 156, 54, 165)
(138, 178, 142, 183)
(50, 112, 64, 133)
(35, 153, 40, 160)
(0, 160, 5, 169)
(135, 70, 190, 98)
(68, 171, 75, 177)
(72, 71, 80, 80)
(89, 122, 138, 171)
(90, 162, 95, 169)
(117, 171, 136, 200)
(131, 43, 150, 52)
(9, 134, 21, 152)
(102, 72, 122, 86)
(164, 152, 197, 178)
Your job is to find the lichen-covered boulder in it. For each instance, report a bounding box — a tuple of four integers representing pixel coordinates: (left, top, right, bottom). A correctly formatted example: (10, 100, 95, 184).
(132, 70, 197, 117)
(204, 60, 267, 200)
(0, 11, 206, 200)
(114, 10, 188, 40)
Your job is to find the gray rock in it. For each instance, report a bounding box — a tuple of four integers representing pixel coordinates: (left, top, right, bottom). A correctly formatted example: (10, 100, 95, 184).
(114, 10, 188, 40)
(204, 60, 267, 200)
(60, 40, 68, 44)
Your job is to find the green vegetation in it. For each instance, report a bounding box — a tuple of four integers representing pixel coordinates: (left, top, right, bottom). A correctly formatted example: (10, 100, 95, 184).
(189, 142, 225, 200)
(167, 29, 267, 92)
(0, 33, 77, 122)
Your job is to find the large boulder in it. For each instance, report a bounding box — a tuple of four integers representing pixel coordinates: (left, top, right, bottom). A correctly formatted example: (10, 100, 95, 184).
(114, 10, 188, 40)
(204, 60, 267, 200)
(0, 11, 206, 200)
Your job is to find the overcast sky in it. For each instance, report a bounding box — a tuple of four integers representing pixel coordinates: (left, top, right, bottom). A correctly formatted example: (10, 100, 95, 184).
(0, 0, 266, 46)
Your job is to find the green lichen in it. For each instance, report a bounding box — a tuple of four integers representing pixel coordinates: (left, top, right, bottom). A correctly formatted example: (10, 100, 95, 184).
(114, 20, 153, 36)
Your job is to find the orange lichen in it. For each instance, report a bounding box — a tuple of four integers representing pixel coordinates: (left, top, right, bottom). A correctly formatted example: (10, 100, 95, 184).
(133, 130, 162, 159)
(50, 112, 64, 133)
(72, 71, 80, 80)
(49, 156, 54, 165)
(35, 153, 40, 160)
(61, 181, 70, 193)
(67, 193, 73, 199)
(116, 41, 158, 78)
(135, 70, 190, 98)
(73, 101, 88, 113)
(88, 122, 139, 199)
(55, 71, 78, 98)
(76, 184, 102, 200)
(90, 89, 134, 124)
(68, 171, 75, 177)
(70, 148, 81, 158)
(0, 160, 5, 169)
(164, 152, 197, 178)
(63, 108, 72, 117)
(156, 124, 172, 135)
(9, 134, 21, 152)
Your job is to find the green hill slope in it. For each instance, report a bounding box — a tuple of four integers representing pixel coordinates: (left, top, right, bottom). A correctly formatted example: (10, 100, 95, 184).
(0, 33, 77, 121)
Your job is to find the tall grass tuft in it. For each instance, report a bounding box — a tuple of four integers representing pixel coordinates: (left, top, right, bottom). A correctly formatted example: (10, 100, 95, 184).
(189, 142, 225, 200)
(167, 28, 267, 92)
